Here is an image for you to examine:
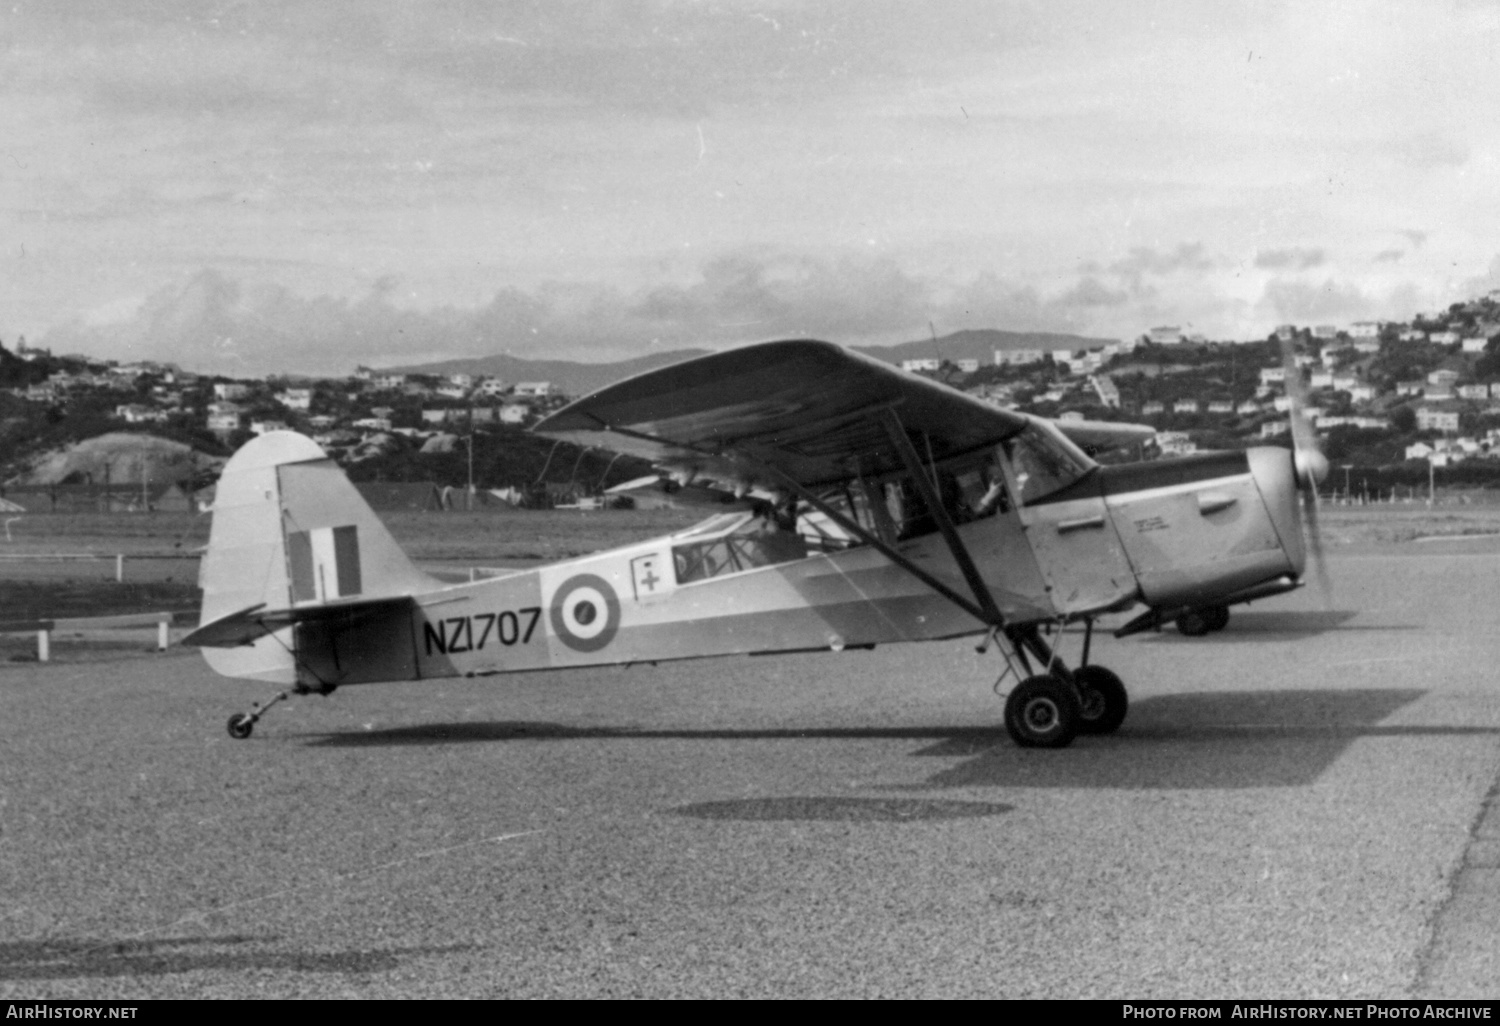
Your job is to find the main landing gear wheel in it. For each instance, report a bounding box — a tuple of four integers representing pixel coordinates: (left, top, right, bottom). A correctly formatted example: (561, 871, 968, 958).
(1074, 665, 1129, 735)
(227, 713, 254, 740)
(1176, 605, 1229, 636)
(1004, 674, 1081, 749)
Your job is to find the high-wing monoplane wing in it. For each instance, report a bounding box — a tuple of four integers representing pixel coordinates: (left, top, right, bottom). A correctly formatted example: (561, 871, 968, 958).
(535, 339, 1036, 491)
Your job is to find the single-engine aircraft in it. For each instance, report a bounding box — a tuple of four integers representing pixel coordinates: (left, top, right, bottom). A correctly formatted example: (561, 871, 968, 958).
(184, 339, 1329, 748)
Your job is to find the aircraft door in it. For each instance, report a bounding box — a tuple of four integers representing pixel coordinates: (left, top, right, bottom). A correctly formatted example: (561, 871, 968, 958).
(999, 427, 1139, 616)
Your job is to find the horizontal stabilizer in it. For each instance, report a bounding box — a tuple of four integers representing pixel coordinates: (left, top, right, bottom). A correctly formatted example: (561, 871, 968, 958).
(183, 596, 416, 648)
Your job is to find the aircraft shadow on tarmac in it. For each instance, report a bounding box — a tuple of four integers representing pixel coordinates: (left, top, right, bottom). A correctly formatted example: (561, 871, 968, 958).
(305, 687, 1477, 792)
(1134, 610, 1418, 641)
(0, 934, 473, 981)
(916, 687, 1455, 790)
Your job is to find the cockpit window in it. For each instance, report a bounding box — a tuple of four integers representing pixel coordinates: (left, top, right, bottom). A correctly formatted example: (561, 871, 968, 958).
(1001, 422, 1095, 505)
(673, 512, 809, 584)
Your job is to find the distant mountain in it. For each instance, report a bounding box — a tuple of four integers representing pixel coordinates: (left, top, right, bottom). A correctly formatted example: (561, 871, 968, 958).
(389, 329, 1120, 396)
(386, 349, 712, 397)
(853, 329, 1122, 365)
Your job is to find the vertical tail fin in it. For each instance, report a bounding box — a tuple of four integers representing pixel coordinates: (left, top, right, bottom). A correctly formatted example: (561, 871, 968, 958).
(198, 432, 435, 683)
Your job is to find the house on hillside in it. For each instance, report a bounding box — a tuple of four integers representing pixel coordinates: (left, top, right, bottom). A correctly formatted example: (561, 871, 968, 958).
(276, 388, 313, 410)
(1416, 405, 1461, 432)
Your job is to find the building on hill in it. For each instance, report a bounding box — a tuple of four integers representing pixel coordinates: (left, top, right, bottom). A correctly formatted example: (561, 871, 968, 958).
(1416, 404, 1461, 432)
(994, 348, 1045, 366)
(1090, 375, 1121, 408)
(276, 387, 313, 410)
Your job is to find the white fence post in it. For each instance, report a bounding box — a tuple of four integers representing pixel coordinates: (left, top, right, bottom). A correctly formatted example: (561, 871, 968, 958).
(36, 629, 49, 662)
(157, 619, 169, 651)
(116, 554, 124, 582)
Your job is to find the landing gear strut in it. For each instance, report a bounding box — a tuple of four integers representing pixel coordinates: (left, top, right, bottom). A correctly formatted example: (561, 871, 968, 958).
(225, 691, 290, 739)
(989, 621, 1130, 747)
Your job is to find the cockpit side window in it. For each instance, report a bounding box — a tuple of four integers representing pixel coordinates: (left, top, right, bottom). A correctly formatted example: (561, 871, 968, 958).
(673, 512, 810, 584)
(1001, 423, 1095, 506)
(884, 456, 1006, 541)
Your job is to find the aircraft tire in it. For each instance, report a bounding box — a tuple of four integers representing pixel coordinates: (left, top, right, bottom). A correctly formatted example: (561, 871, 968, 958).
(1075, 665, 1129, 735)
(227, 714, 254, 740)
(1004, 674, 1080, 749)
(1202, 605, 1230, 632)
(1175, 609, 1214, 636)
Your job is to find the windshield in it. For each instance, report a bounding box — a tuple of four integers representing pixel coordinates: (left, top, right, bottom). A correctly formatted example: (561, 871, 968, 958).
(1002, 422, 1096, 505)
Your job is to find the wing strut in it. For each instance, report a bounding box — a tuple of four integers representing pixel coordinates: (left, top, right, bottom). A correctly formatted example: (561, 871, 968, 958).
(742, 409, 1007, 630)
(875, 409, 1007, 628)
(756, 462, 996, 626)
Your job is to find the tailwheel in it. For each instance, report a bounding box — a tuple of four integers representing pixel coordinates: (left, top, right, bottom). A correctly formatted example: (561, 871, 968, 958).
(1074, 665, 1128, 735)
(225, 690, 290, 740)
(1004, 674, 1081, 749)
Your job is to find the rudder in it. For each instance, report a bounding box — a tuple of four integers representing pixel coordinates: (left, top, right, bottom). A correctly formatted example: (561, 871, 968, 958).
(198, 431, 436, 683)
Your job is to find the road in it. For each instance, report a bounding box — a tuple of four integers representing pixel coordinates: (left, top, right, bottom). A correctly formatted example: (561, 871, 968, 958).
(2, 542, 1498, 998)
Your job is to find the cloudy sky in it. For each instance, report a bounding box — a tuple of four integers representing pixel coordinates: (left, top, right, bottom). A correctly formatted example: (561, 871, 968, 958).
(7, 0, 1500, 375)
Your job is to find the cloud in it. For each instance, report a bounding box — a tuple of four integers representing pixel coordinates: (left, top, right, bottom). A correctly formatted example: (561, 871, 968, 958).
(1390, 133, 1470, 170)
(1108, 243, 1214, 282)
(1257, 278, 1370, 323)
(39, 251, 1158, 374)
(1373, 249, 1404, 264)
(1254, 247, 1326, 271)
(1461, 255, 1500, 299)
(49, 235, 1441, 376)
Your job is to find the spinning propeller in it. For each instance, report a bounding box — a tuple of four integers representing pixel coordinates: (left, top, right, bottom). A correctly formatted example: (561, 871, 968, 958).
(1279, 336, 1332, 596)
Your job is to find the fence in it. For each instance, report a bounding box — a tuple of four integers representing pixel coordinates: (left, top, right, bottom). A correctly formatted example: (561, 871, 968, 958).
(1, 611, 176, 662)
(0, 552, 199, 583)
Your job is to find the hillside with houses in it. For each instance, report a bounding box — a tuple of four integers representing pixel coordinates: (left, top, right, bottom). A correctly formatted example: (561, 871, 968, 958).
(7, 291, 1500, 507)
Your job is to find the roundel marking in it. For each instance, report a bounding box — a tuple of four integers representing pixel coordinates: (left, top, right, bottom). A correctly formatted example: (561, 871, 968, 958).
(549, 573, 621, 653)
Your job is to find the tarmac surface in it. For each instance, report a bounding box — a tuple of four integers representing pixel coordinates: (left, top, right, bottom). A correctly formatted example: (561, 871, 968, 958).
(3, 542, 1500, 998)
